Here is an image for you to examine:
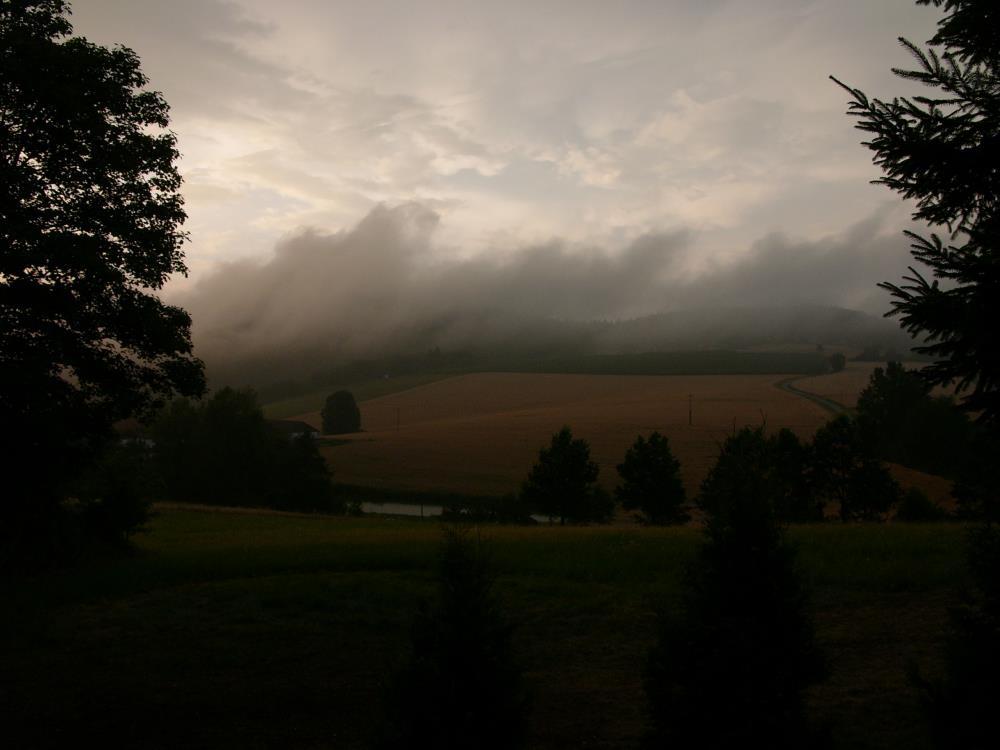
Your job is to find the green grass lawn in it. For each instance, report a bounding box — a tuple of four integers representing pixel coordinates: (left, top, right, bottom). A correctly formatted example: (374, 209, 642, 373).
(1, 509, 968, 749)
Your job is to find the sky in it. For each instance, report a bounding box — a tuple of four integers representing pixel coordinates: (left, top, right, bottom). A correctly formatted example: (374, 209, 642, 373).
(68, 0, 942, 377)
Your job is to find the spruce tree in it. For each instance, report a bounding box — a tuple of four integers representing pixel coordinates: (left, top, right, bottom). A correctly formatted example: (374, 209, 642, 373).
(379, 528, 529, 750)
(645, 433, 826, 747)
(832, 0, 1000, 424)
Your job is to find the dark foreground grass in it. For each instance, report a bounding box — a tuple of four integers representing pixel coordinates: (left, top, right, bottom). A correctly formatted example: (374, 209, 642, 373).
(0, 509, 967, 749)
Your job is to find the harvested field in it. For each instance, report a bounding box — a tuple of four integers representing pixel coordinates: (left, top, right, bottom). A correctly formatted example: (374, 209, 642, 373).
(793, 360, 954, 410)
(302, 372, 837, 498)
(793, 362, 884, 408)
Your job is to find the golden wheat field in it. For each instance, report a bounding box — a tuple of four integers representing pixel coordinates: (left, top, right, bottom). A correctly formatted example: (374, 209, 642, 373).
(794, 360, 954, 409)
(300, 372, 853, 498)
(794, 362, 883, 408)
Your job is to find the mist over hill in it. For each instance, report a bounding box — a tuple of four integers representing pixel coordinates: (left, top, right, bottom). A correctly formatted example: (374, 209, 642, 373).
(176, 203, 917, 391)
(589, 305, 911, 354)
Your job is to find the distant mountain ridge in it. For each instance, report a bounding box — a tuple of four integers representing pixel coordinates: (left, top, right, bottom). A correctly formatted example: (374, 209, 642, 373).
(211, 303, 915, 397)
(585, 305, 912, 354)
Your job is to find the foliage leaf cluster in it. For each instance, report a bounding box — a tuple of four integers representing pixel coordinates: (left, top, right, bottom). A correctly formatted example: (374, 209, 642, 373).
(321, 390, 361, 434)
(520, 426, 612, 524)
(1, 0, 204, 554)
(699, 419, 903, 523)
(616, 432, 688, 525)
(700, 426, 822, 524)
(856, 362, 972, 477)
(152, 388, 337, 512)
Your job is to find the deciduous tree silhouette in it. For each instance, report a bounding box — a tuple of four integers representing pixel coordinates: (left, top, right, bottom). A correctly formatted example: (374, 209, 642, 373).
(855, 361, 973, 477)
(699, 427, 822, 524)
(321, 390, 361, 434)
(1, 1, 204, 554)
(811, 416, 900, 521)
(151, 388, 337, 512)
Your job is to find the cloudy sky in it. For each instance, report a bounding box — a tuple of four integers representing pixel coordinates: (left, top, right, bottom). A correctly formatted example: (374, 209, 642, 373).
(71, 0, 937, 274)
(67, 1, 944, 377)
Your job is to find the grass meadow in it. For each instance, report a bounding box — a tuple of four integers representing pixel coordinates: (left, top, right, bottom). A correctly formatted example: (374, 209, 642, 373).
(2, 507, 967, 749)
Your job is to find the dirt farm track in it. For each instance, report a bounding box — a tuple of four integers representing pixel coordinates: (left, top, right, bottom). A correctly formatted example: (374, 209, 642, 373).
(295, 367, 949, 501)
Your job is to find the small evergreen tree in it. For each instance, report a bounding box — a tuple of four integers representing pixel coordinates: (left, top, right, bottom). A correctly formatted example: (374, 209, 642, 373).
(616, 432, 688, 525)
(379, 528, 529, 750)
(520, 426, 612, 524)
(321, 390, 361, 434)
(645, 437, 826, 747)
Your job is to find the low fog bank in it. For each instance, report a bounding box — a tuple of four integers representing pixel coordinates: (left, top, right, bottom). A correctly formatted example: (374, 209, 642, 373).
(177, 203, 917, 389)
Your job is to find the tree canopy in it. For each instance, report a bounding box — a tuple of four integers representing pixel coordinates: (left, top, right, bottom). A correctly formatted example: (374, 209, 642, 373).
(321, 390, 361, 434)
(699, 426, 822, 524)
(151, 388, 336, 513)
(1, 1, 204, 535)
(811, 416, 901, 521)
(520, 426, 612, 524)
(616, 432, 688, 525)
(832, 0, 1000, 423)
(855, 361, 973, 476)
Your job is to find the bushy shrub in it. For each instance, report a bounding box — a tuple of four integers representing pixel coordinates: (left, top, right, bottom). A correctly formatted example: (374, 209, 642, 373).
(895, 488, 948, 522)
(75, 440, 156, 547)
